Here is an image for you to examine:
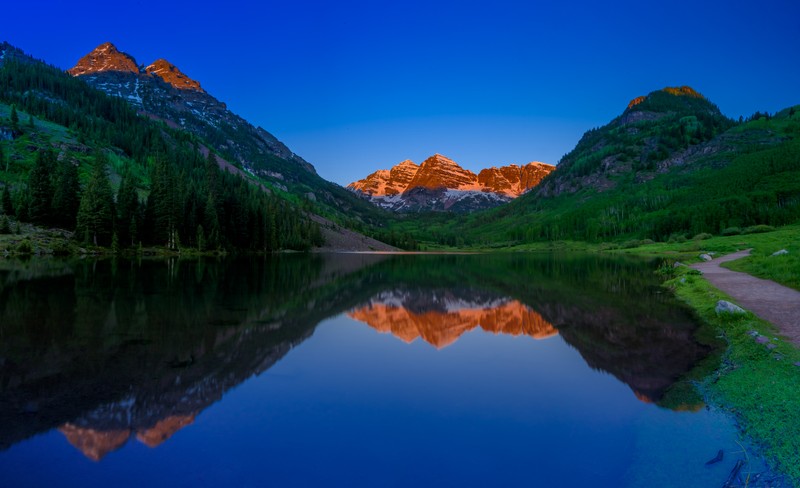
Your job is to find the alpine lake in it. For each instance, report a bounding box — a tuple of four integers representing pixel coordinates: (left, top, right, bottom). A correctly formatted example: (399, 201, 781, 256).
(0, 253, 773, 487)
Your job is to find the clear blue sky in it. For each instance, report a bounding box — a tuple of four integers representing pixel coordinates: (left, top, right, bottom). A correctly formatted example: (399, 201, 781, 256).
(4, 0, 799, 185)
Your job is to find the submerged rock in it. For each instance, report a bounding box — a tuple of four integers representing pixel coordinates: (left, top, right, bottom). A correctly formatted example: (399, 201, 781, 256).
(715, 300, 746, 315)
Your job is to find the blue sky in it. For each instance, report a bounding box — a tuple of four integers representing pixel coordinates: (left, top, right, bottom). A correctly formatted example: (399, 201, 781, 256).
(4, 0, 799, 185)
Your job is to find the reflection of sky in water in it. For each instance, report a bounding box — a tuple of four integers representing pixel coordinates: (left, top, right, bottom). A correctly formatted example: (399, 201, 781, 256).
(0, 314, 764, 487)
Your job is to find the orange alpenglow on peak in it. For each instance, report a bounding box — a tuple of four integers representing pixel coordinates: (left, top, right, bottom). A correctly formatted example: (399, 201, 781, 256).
(347, 154, 555, 198)
(347, 300, 558, 349)
(627, 85, 705, 110)
(349, 159, 419, 196)
(145, 59, 204, 92)
(627, 96, 647, 110)
(66, 42, 140, 76)
(661, 85, 704, 98)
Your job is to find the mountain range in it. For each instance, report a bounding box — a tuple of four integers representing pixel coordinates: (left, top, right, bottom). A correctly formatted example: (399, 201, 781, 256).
(1, 40, 798, 251)
(347, 154, 554, 212)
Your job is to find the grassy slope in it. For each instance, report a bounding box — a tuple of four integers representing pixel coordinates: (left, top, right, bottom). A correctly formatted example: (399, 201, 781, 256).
(0, 102, 136, 189)
(724, 245, 800, 292)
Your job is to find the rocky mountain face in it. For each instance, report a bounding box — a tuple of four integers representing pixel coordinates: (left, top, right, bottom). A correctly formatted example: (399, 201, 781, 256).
(348, 153, 555, 212)
(66, 42, 139, 76)
(68, 42, 310, 174)
(144, 59, 204, 92)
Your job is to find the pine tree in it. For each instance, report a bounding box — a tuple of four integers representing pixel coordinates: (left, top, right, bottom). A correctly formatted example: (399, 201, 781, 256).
(28, 150, 55, 225)
(204, 192, 220, 249)
(28, 114, 34, 128)
(75, 153, 115, 246)
(51, 160, 81, 229)
(1, 184, 13, 216)
(147, 155, 179, 248)
(116, 172, 139, 247)
(10, 104, 19, 130)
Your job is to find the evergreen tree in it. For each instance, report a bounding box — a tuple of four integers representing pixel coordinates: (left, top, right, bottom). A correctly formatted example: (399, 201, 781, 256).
(27, 114, 34, 128)
(75, 153, 115, 246)
(1, 184, 13, 216)
(28, 150, 55, 225)
(10, 104, 18, 130)
(14, 190, 29, 222)
(51, 160, 81, 229)
(204, 192, 220, 249)
(116, 172, 139, 247)
(146, 155, 179, 248)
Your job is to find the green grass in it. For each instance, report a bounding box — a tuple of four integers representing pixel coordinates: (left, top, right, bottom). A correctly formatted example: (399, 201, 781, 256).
(665, 267, 800, 483)
(614, 223, 800, 261)
(724, 241, 800, 292)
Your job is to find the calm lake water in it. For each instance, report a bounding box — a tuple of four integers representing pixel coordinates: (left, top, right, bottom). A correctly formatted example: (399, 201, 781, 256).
(0, 253, 769, 487)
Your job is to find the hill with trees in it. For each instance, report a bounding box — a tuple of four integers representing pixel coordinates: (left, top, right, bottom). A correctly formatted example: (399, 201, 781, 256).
(388, 88, 800, 248)
(0, 42, 322, 252)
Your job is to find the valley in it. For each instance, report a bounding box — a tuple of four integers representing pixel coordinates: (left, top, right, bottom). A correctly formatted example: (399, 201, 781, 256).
(1, 35, 799, 487)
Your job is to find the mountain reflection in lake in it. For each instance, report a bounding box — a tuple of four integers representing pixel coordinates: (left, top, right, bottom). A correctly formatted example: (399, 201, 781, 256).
(0, 254, 766, 487)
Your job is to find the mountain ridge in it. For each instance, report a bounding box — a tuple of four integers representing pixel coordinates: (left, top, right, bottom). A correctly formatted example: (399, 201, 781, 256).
(348, 154, 554, 212)
(63, 41, 393, 230)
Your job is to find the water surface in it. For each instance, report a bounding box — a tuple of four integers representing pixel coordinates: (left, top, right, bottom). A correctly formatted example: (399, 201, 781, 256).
(0, 254, 766, 486)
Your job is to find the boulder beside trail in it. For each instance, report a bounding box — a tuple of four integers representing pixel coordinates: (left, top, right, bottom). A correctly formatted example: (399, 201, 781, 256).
(771, 249, 789, 256)
(715, 300, 746, 315)
(699, 253, 713, 261)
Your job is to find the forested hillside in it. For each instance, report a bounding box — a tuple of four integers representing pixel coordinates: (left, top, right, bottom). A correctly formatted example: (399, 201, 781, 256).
(389, 88, 800, 248)
(0, 44, 322, 252)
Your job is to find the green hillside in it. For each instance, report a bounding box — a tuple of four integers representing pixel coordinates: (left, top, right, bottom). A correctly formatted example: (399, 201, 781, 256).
(0, 48, 322, 252)
(390, 88, 800, 248)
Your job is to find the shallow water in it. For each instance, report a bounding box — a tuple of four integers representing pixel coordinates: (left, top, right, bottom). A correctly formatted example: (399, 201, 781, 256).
(0, 254, 768, 487)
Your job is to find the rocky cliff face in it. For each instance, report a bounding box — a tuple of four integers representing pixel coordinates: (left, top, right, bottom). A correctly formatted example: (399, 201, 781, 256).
(66, 42, 139, 76)
(348, 154, 554, 212)
(145, 59, 204, 92)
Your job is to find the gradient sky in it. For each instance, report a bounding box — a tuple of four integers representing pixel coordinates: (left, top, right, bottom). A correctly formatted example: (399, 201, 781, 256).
(3, 0, 799, 185)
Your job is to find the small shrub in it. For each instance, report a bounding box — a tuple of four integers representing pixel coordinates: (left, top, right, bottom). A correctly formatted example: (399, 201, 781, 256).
(656, 260, 677, 277)
(15, 240, 32, 254)
(693, 232, 713, 241)
(721, 227, 741, 236)
(743, 225, 776, 234)
(641, 239, 655, 245)
(51, 241, 71, 256)
(599, 242, 620, 250)
(622, 239, 642, 249)
(676, 235, 688, 243)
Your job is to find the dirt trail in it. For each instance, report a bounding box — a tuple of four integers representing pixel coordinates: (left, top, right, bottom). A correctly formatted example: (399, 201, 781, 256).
(691, 250, 800, 346)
